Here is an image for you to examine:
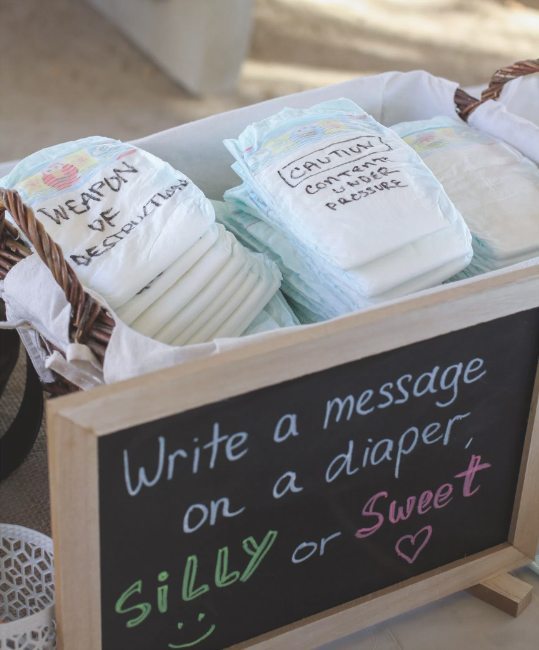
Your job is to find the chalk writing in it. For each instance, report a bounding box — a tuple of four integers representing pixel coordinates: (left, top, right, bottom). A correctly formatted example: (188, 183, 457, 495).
(395, 526, 433, 564)
(291, 532, 342, 564)
(325, 411, 471, 481)
(355, 454, 492, 539)
(323, 357, 486, 429)
(122, 424, 250, 497)
(99, 309, 539, 649)
(182, 497, 245, 534)
(114, 530, 278, 620)
(168, 613, 216, 649)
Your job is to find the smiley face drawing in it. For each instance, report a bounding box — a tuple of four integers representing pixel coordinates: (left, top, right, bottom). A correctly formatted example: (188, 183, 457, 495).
(167, 612, 217, 649)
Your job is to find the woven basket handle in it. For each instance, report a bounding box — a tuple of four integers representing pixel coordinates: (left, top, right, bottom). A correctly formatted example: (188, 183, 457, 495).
(456, 58, 539, 121)
(0, 188, 113, 361)
(481, 58, 539, 102)
(455, 87, 482, 121)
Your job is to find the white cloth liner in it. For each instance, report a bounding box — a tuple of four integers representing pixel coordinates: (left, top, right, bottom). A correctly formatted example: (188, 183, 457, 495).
(1, 69, 539, 389)
(481, 74, 539, 130)
(468, 100, 539, 166)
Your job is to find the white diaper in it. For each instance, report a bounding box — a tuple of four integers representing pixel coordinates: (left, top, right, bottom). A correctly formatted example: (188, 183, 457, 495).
(131, 225, 233, 337)
(211, 258, 282, 339)
(176, 261, 253, 345)
(393, 116, 539, 272)
(225, 99, 468, 271)
(1, 136, 215, 308)
(154, 238, 252, 344)
(222, 181, 471, 323)
(116, 225, 220, 325)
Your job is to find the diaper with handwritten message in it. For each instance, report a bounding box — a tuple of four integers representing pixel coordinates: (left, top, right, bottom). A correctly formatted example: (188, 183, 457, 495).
(1, 137, 218, 308)
(1, 137, 287, 344)
(224, 100, 472, 322)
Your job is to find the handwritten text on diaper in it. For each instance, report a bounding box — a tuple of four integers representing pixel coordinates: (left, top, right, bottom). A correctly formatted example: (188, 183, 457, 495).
(36, 159, 191, 268)
(278, 136, 392, 188)
(277, 135, 412, 212)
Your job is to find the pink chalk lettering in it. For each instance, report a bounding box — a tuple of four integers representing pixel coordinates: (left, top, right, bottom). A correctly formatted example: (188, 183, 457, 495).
(355, 490, 387, 539)
(454, 454, 492, 497)
(395, 525, 433, 564)
(389, 495, 416, 524)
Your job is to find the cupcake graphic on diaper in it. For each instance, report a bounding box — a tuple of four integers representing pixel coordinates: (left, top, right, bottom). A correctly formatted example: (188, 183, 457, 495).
(42, 162, 79, 191)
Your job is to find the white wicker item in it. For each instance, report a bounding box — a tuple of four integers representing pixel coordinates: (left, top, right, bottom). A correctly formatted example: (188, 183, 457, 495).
(0, 525, 55, 650)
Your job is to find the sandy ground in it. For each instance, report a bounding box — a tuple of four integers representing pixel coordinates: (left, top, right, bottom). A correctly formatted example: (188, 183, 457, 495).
(0, 0, 538, 161)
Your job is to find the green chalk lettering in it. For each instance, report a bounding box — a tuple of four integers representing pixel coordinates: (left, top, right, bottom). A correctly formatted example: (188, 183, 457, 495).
(182, 555, 209, 602)
(240, 530, 278, 582)
(115, 580, 152, 628)
(214, 547, 240, 588)
(158, 571, 169, 614)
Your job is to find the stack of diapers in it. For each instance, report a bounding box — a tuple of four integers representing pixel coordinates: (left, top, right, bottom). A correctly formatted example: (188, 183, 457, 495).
(392, 116, 539, 277)
(1, 136, 289, 345)
(223, 99, 473, 323)
(220, 185, 352, 322)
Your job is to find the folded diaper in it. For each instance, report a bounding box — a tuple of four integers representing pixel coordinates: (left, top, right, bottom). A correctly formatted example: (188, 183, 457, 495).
(174, 259, 253, 344)
(225, 98, 471, 271)
(1, 136, 214, 308)
(128, 220, 285, 344)
(222, 179, 471, 322)
(244, 291, 300, 335)
(116, 225, 220, 325)
(224, 99, 472, 322)
(175, 254, 281, 345)
(392, 116, 539, 274)
(131, 225, 236, 338)
(220, 186, 355, 321)
(211, 258, 282, 340)
(156, 235, 256, 344)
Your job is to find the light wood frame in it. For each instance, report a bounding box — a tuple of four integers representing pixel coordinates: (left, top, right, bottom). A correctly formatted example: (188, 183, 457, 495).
(48, 263, 539, 650)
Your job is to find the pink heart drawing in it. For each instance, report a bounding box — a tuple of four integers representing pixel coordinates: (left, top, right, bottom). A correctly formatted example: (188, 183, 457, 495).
(395, 525, 433, 564)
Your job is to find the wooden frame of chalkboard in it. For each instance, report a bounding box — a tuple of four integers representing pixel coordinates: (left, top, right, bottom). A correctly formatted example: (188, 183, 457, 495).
(48, 262, 539, 650)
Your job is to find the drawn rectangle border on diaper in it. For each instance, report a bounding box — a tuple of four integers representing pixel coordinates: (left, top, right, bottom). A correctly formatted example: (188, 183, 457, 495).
(277, 135, 392, 188)
(47, 261, 539, 650)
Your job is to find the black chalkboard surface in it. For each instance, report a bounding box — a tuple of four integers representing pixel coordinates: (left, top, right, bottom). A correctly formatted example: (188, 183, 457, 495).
(98, 308, 539, 650)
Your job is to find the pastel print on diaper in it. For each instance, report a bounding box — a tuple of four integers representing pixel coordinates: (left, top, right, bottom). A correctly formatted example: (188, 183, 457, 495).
(403, 126, 492, 157)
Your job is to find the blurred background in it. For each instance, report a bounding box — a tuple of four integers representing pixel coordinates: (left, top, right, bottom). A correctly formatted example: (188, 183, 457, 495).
(0, 0, 538, 165)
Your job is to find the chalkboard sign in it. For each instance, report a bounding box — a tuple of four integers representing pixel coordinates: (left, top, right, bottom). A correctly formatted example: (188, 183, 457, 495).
(48, 271, 539, 650)
(94, 309, 537, 650)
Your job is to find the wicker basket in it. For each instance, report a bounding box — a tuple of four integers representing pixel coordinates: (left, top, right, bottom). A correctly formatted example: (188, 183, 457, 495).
(0, 58, 537, 395)
(0, 192, 114, 394)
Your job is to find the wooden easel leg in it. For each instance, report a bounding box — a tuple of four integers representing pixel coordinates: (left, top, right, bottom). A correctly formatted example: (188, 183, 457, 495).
(469, 572, 533, 617)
